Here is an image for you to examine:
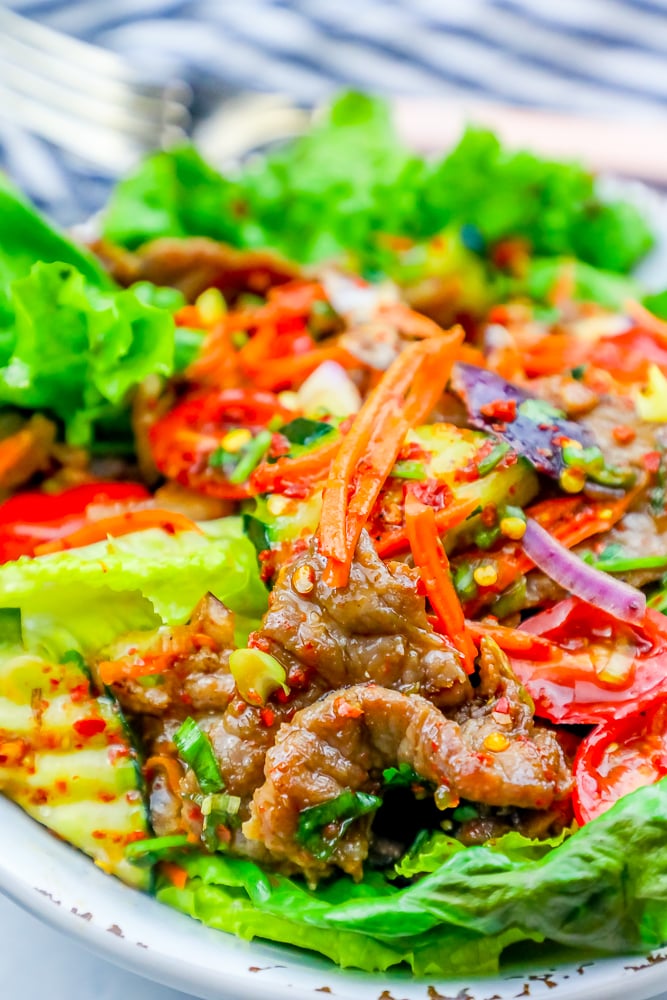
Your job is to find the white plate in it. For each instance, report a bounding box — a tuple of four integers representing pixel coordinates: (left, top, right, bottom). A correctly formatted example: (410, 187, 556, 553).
(3, 175, 667, 1000)
(2, 792, 667, 1000)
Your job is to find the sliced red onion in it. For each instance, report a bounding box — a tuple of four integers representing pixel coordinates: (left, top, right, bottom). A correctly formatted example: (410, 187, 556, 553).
(522, 518, 646, 625)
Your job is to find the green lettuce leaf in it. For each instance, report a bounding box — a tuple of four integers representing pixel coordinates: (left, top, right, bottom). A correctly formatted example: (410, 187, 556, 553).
(103, 92, 654, 279)
(0, 174, 112, 338)
(0, 517, 267, 658)
(0, 262, 176, 444)
(520, 257, 640, 309)
(157, 780, 667, 975)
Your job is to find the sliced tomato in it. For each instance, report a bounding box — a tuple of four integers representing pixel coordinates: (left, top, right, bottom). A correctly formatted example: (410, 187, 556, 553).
(149, 388, 292, 499)
(0, 482, 149, 563)
(510, 598, 667, 725)
(573, 698, 667, 824)
(588, 329, 667, 384)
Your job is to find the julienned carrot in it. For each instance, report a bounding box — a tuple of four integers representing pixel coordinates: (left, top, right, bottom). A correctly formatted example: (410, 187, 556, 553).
(375, 495, 479, 558)
(626, 299, 667, 342)
(97, 654, 172, 686)
(35, 509, 201, 555)
(465, 619, 554, 660)
(319, 326, 464, 586)
(161, 862, 189, 890)
(404, 494, 476, 674)
(250, 345, 360, 391)
(251, 435, 342, 494)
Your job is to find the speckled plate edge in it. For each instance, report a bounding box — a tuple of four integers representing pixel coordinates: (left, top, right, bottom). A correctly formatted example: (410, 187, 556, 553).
(2, 176, 667, 1000)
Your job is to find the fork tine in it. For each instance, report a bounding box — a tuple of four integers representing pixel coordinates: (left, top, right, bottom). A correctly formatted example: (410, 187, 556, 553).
(0, 30, 175, 119)
(0, 7, 154, 88)
(0, 82, 146, 173)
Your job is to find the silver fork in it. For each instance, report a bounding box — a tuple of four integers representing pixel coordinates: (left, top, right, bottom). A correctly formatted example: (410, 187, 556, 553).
(0, 6, 191, 173)
(0, 7, 311, 174)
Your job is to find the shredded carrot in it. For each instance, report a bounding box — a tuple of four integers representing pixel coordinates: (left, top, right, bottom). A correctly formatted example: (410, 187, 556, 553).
(35, 509, 201, 555)
(97, 654, 172, 686)
(251, 434, 342, 494)
(250, 344, 359, 391)
(548, 260, 576, 307)
(144, 755, 184, 797)
(375, 495, 479, 558)
(319, 326, 463, 586)
(161, 861, 189, 890)
(378, 303, 449, 339)
(405, 494, 476, 674)
(626, 299, 667, 342)
(465, 619, 554, 660)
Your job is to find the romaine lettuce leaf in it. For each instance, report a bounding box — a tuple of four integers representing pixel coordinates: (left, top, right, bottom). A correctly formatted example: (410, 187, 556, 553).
(0, 262, 175, 444)
(0, 517, 267, 658)
(157, 780, 667, 975)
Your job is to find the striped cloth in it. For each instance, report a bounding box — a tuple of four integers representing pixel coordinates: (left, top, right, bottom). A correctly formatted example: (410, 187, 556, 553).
(2, 0, 667, 221)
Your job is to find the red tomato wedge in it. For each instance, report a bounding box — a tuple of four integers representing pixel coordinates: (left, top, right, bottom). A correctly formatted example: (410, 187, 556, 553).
(149, 388, 292, 499)
(573, 698, 667, 824)
(0, 482, 149, 563)
(509, 598, 667, 725)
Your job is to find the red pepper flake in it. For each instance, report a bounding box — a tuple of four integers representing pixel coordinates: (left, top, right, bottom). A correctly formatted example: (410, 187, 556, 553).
(69, 683, 89, 704)
(126, 831, 148, 844)
(259, 707, 276, 727)
(409, 479, 452, 509)
(108, 746, 130, 762)
(612, 425, 636, 445)
(98, 791, 115, 803)
(248, 634, 271, 653)
(335, 698, 363, 720)
(91, 830, 107, 840)
(643, 451, 662, 474)
(495, 696, 510, 715)
(55, 780, 68, 794)
(73, 718, 107, 739)
(480, 398, 517, 423)
(480, 504, 498, 528)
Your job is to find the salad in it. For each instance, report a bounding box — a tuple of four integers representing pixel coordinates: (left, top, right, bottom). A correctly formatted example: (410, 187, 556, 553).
(2, 92, 667, 977)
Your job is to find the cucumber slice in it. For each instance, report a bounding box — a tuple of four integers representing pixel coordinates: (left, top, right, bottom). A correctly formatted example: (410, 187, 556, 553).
(0, 637, 150, 888)
(245, 423, 538, 556)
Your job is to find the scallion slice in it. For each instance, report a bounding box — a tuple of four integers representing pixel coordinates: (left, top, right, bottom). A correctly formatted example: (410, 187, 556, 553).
(174, 717, 224, 794)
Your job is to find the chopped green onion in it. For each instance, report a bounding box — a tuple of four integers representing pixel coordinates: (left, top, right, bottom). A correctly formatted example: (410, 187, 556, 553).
(453, 563, 478, 601)
(229, 430, 273, 484)
(474, 525, 501, 550)
(593, 554, 667, 574)
(198, 792, 242, 851)
(229, 648, 289, 706)
(452, 804, 479, 823)
(138, 674, 164, 688)
(491, 576, 527, 619)
(174, 717, 224, 794)
(280, 417, 333, 448)
(231, 330, 249, 349)
(477, 441, 511, 476)
(382, 763, 424, 788)
(391, 460, 426, 480)
(242, 513, 271, 556)
(570, 365, 586, 380)
(296, 790, 381, 861)
(0, 608, 22, 646)
(518, 398, 564, 422)
(562, 444, 635, 489)
(126, 834, 193, 867)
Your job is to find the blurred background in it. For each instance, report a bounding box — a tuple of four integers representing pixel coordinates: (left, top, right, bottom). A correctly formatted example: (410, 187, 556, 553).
(1, 0, 666, 225)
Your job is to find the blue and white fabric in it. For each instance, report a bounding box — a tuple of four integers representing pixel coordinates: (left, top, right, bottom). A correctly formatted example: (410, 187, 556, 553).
(1, 0, 667, 221)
